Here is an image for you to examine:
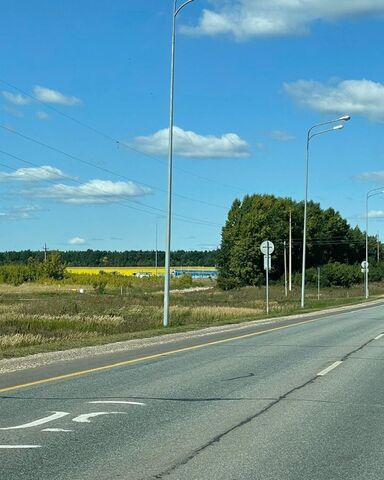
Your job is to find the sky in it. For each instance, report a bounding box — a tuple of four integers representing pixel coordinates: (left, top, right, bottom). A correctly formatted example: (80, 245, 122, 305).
(1, 0, 384, 253)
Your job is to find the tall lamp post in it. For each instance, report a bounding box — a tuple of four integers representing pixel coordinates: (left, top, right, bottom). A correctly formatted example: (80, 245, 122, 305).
(365, 188, 384, 298)
(301, 115, 351, 308)
(163, 0, 195, 327)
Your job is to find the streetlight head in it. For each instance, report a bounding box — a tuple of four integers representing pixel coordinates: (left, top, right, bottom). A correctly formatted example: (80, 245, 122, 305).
(338, 115, 351, 122)
(333, 124, 344, 130)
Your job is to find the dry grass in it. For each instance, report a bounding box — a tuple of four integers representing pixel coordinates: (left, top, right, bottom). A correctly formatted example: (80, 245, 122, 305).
(0, 281, 383, 357)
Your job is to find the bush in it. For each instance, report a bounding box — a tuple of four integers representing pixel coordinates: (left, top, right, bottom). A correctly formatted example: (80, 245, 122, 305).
(305, 262, 361, 288)
(174, 274, 193, 288)
(217, 274, 242, 291)
(92, 280, 107, 294)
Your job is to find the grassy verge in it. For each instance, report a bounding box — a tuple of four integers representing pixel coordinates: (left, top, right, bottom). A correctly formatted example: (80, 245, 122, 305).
(0, 281, 383, 359)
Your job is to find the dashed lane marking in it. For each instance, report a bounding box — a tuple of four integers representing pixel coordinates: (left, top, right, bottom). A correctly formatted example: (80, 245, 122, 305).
(317, 361, 343, 377)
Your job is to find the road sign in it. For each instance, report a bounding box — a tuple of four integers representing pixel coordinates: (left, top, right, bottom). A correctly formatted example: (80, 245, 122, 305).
(361, 260, 369, 268)
(361, 268, 369, 273)
(260, 240, 275, 255)
(260, 241, 274, 314)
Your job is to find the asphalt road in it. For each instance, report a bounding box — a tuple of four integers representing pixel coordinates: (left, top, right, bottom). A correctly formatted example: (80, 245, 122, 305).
(1, 303, 384, 479)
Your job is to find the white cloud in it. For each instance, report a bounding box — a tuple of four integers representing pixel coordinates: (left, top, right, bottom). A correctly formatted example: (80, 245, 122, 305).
(2, 91, 30, 105)
(0, 205, 40, 220)
(25, 179, 152, 205)
(33, 85, 81, 106)
(36, 111, 49, 120)
(130, 126, 250, 158)
(0, 166, 69, 182)
(270, 130, 295, 142)
(368, 210, 384, 218)
(355, 171, 384, 182)
(284, 78, 384, 122)
(68, 236, 86, 245)
(182, 0, 384, 40)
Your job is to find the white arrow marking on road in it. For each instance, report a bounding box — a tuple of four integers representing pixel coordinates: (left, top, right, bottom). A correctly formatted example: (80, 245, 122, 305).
(72, 412, 127, 423)
(0, 412, 70, 430)
(88, 401, 145, 406)
(317, 361, 343, 377)
(374, 333, 384, 340)
(0, 445, 41, 449)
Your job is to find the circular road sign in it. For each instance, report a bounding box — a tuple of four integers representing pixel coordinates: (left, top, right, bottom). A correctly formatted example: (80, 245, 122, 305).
(260, 240, 275, 255)
(361, 260, 369, 268)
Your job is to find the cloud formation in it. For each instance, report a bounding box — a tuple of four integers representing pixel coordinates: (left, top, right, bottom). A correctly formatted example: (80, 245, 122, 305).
(182, 0, 384, 40)
(368, 210, 384, 219)
(36, 111, 49, 120)
(284, 79, 384, 122)
(355, 171, 384, 182)
(0, 166, 69, 182)
(68, 236, 86, 245)
(270, 130, 295, 142)
(3, 86, 81, 108)
(130, 126, 250, 158)
(2, 91, 30, 105)
(0, 205, 40, 220)
(25, 179, 152, 205)
(33, 85, 81, 106)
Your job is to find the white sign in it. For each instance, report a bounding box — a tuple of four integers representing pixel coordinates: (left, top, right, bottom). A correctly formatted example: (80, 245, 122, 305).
(361, 260, 369, 268)
(264, 255, 271, 271)
(260, 240, 275, 255)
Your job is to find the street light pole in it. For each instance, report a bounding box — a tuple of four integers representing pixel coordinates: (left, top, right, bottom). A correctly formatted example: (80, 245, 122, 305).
(301, 116, 351, 309)
(365, 187, 384, 299)
(163, 0, 194, 328)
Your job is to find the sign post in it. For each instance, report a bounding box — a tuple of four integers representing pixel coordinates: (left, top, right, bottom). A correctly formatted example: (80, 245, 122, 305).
(260, 241, 275, 314)
(361, 260, 369, 298)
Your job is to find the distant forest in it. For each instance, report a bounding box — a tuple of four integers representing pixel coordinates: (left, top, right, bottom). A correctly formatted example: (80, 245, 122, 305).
(0, 250, 219, 267)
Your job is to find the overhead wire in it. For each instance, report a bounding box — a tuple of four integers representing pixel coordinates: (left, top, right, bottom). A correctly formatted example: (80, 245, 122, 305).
(0, 124, 229, 211)
(0, 150, 222, 227)
(0, 78, 249, 195)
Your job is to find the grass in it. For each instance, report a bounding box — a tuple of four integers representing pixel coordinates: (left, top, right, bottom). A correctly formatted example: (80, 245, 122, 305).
(0, 280, 383, 358)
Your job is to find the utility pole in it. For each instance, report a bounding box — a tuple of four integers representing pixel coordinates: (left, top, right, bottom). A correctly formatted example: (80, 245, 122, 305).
(284, 240, 288, 297)
(43, 243, 48, 262)
(317, 267, 320, 300)
(377, 233, 380, 263)
(289, 210, 292, 291)
(155, 222, 158, 276)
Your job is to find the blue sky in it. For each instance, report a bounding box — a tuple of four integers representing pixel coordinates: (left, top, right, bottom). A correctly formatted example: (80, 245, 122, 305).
(1, 0, 384, 253)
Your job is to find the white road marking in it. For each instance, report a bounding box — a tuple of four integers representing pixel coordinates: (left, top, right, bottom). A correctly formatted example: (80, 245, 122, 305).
(88, 401, 145, 406)
(317, 361, 343, 377)
(0, 412, 69, 430)
(72, 412, 127, 423)
(0, 445, 41, 449)
(374, 333, 384, 340)
(41, 428, 73, 432)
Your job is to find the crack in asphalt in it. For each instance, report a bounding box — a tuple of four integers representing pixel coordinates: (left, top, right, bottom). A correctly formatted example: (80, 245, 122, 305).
(145, 333, 382, 479)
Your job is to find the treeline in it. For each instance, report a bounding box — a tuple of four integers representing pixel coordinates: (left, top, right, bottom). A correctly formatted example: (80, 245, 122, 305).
(0, 249, 218, 267)
(218, 194, 376, 289)
(0, 252, 66, 285)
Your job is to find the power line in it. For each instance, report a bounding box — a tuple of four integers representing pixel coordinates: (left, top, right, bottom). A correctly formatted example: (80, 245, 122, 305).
(0, 78, 249, 195)
(0, 124, 229, 211)
(0, 150, 222, 227)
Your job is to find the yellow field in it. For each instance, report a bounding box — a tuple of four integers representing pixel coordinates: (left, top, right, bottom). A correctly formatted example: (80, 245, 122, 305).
(67, 266, 217, 277)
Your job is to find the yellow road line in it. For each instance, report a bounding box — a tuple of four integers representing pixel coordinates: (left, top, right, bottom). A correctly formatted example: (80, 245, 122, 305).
(0, 316, 322, 394)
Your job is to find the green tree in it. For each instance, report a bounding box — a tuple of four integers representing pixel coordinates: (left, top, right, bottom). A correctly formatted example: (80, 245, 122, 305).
(41, 251, 66, 280)
(218, 194, 367, 289)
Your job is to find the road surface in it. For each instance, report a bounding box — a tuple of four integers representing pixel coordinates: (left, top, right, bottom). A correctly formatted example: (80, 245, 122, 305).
(1, 303, 384, 479)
